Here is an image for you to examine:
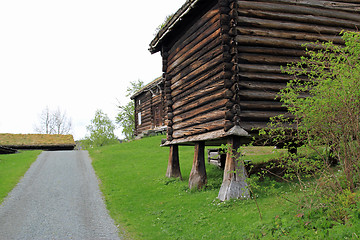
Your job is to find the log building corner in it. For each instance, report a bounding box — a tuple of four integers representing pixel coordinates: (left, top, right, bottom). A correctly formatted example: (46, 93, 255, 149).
(149, 0, 360, 201)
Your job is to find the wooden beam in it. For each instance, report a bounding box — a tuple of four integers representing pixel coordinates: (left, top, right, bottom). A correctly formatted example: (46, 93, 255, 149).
(189, 142, 207, 189)
(166, 144, 182, 179)
(218, 136, 250, 201)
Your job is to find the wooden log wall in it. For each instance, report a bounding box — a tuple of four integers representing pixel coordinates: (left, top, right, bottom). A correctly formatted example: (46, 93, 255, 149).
(233, 0, 360, 132)
(164, 2, 228, 141)
(134, 84, 165, 136)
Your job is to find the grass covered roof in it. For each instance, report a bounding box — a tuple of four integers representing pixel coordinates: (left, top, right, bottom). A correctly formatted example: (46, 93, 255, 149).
(0, 134, 75, 147)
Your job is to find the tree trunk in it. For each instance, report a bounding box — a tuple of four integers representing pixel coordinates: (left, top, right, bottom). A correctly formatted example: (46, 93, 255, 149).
(189, 142, 207, 189)
(166, 144, 182, 179)
(218, 136, 250, 201)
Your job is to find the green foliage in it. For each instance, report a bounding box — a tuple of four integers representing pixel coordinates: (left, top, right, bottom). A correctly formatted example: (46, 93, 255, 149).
(154, 14, 174, 36)
(82, 109, 118, 148)
(257, 31, 360, 229)
(116, 79, 144, 141)
(0, 151, 41, 203)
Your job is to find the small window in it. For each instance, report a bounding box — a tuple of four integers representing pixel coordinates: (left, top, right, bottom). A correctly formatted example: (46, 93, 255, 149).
(138, 99, 141, 105)
(138, 112, 142, 125)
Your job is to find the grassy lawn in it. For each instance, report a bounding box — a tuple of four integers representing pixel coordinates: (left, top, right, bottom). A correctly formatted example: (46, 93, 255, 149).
(90, 135, 359, 239)
(0, 150, 41, 203)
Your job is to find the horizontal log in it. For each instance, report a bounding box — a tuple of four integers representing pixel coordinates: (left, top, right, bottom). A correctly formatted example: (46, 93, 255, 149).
(240, 110, 291, 121)
(238, 81, 287, 91)
(171, 53, 224, 89)
(237, 1, 360, 20)
(173, 119, 225, 139)
(168, 15, 220, 66)
(170, 44, 223, 88)
(172, 66, 224, 100)
(263, 0, 360, 14)
(239, 122, 269, 132)
(240, 101, 287, 111)
(236, 27, 344, 45)
(238, 72, 307, 83)
(173, 98, 228, 123)
(237, 16, 345, 35)
(235, 34, 322, 50)
(239, 89, 279, 101)
(238, 52, 299, 65)
(237, 46, 305, 57)
(238, 64, 282, 74)
(237, 9, 360, 30)
(168, 7, 219, 60)
(167, 35, 222, 76)
(172, 110, 225, 131)
(173, 89, 225, 113)
(172, 80, 225, 110)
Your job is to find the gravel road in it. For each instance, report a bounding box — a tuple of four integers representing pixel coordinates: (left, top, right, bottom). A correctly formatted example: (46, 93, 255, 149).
(0, 151, 120, 240)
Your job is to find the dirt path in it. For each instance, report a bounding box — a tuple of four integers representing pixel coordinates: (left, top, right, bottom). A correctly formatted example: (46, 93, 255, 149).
(0, 151, 120, 240)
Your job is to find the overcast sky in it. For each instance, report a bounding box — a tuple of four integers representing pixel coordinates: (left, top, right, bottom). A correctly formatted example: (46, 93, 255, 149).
(0, 0, 185, 140)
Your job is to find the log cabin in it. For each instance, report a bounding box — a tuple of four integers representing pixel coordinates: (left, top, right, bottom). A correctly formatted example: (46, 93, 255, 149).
(149, 0, 360, 200)
(131, 77, 166, 137)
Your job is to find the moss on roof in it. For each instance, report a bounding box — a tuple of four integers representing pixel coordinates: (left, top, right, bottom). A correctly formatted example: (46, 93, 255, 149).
(0, 134, 75, 147)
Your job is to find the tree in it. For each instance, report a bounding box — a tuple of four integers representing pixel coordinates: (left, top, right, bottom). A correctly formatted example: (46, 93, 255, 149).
(34, 107, 72, 134)
(116, 79, 144, 140)
(83, 109, 118, 148)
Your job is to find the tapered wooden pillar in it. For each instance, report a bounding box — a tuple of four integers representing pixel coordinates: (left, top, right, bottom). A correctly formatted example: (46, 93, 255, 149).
(166, 144, 182, 179)
(218, 136, 250, 201)
(189, 141, 207, 189)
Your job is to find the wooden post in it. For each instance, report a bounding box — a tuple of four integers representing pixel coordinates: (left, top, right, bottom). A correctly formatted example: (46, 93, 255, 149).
(189, 141, 207, 189)
(166, 144, 182, 179)
(218, 136, 250, 201)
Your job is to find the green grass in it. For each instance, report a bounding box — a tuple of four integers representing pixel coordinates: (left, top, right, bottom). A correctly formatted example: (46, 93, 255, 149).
(0, 151, 41, 203)
(90, 136, 360, 239)
(90, 136, 296, 239)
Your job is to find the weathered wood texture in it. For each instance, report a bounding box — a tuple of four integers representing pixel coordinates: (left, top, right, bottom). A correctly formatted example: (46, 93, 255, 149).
(189, 142, 207, 189)
(234, 0, 360, 133)
(166, 144, 182, 179)
(153, 0, 360, 144)
(165, 3, 227, 141)
(218, 136, 250, 201)
(133, 79, 165, 136)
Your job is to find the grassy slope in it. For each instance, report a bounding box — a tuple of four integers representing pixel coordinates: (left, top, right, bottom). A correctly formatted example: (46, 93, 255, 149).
(0, 151, 41, 203)
(90, 135, 360, 239)
(90, 136, 299, 239)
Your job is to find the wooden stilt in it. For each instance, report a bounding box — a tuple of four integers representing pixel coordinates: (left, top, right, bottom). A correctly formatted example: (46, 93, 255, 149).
(166, 144, 182, 179)
(218, 136, 250, 201)
(189, 141, 207, 189)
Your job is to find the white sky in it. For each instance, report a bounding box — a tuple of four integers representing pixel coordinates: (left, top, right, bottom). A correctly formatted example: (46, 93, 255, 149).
(0, 0, 185, 140)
